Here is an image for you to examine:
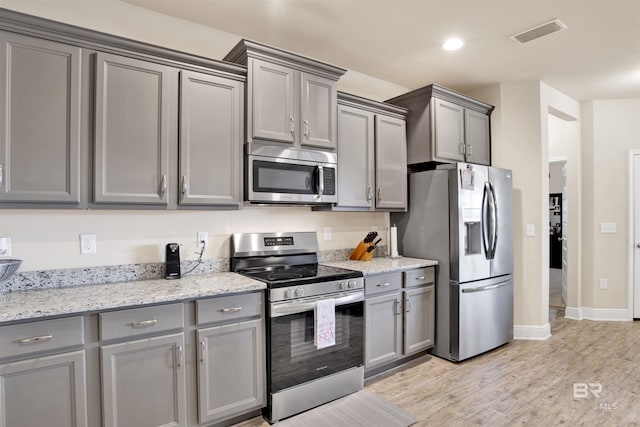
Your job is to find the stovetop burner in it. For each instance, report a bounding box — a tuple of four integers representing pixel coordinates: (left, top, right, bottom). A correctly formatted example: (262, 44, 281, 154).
(238, 263, 361, 288)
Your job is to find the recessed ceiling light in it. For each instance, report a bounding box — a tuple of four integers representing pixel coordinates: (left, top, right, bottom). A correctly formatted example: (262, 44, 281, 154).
(443, 38, 464, 51)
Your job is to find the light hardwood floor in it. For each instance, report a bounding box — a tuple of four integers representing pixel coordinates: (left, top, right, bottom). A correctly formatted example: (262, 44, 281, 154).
(237, 314, 640, 426)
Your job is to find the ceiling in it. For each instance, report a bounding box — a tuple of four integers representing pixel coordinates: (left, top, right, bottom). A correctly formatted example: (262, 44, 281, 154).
(122, 0, 640, 101)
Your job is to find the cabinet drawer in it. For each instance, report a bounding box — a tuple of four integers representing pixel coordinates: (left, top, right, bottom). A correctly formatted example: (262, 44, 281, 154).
(404, 267, 435, 288)
(365, 272, 402, 296)
(196, 292, 263, 325)
(0, 316, 84, 360)
(99, 303, 184, 341)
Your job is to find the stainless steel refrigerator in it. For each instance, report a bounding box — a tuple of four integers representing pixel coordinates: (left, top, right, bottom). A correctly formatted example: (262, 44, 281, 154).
(391, 163, 514, 361)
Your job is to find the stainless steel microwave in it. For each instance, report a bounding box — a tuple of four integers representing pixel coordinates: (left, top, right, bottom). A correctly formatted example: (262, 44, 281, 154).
(246, 146, 337, 204)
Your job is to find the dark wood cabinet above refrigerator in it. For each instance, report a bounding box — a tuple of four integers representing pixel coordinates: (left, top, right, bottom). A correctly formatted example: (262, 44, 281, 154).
(387, 84, 494, 169)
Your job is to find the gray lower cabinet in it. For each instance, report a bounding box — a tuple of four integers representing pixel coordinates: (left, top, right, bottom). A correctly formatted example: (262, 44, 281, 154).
(0, 350, 88, 427)
(196, 319, 265, 424)
(179, 70, 243, 206)
(0, 31, 82, 204)
(94, 52, 177, 205)
(386, 83, 493, 167)
(364, 267, 435, 371)
(101, 332, 187, 427)
(335, 93, 408, 211)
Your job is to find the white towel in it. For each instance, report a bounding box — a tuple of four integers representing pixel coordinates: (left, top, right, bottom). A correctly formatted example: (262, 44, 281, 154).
(315, 298, 336, 349)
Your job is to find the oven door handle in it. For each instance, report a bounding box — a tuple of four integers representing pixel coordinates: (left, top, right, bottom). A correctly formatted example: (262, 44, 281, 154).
(270, 291, 364, 317)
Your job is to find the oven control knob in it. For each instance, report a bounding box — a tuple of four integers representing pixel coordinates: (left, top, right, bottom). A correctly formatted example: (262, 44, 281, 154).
(348, 281, 357, 289)
(284, 289, 293, 299)
(339, 281, 347, 290)
(295, 288, 304, 298)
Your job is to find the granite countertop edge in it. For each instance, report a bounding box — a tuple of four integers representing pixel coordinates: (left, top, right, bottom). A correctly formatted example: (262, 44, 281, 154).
(0, 272, 266, 324)
(0, 257, 437, 324)
(322, 257, 438, 276)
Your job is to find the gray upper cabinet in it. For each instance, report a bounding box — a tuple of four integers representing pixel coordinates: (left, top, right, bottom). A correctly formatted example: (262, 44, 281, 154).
(387, 84, 493, 167)
(94, 52, 177, 205)
(336, 104, 375, 208)
(334, 93, 407, 211)
(0, 31, 81, 204)
(179, 70, 243, 207)
(375, 114, 407, 210)
(224, 39, 345, 151)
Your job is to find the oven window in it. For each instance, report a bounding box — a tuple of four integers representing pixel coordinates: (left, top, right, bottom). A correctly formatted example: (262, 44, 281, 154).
(269, 301, 363, 393)
(253, 160, 317, 194)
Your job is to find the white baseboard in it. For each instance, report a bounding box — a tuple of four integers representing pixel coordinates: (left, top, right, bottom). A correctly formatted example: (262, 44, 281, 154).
(564, 306, 632, 321)
(513, 323, 551, 340)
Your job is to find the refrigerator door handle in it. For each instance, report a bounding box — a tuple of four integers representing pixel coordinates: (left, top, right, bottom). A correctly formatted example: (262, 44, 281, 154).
(488, 181, 498, 259)
(482, 182, 491, 258)
(461, 281, 510, 293)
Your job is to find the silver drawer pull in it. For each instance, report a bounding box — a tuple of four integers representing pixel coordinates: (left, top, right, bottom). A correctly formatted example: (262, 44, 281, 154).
(415, 276, 426, 280)
(130, 319, 158, 328)
(221, 307, 242, 313)
(17, 334, 53, 344)
(377, 282, 391, 287)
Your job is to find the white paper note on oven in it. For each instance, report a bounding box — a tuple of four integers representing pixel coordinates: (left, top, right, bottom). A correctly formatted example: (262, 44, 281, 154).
(315, 298, 336, 349)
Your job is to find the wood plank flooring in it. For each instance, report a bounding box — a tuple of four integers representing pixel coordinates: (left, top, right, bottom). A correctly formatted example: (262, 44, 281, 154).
(236, 314, 640, 426)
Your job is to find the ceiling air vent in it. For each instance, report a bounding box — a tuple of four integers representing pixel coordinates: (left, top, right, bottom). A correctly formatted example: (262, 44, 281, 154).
(511, 19, 567, 44)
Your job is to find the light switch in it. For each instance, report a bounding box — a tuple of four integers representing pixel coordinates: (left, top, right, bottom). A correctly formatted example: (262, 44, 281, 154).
(526, 224, 536, 237)
(0, 237, 11, 257)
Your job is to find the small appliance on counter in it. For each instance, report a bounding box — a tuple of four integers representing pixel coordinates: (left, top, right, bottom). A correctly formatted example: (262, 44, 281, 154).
(164, 243, 181, 279)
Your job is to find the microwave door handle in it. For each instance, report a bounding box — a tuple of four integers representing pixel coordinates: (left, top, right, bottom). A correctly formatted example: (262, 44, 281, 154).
(317, 165, 324, 198)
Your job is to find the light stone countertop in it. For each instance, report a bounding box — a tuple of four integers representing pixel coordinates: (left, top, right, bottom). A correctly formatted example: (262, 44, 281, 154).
(0, 272, 265, 324)
(322, 257, 438, 276)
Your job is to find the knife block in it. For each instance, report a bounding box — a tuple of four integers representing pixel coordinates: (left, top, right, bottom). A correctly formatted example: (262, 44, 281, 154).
(349, 241, 374, 261)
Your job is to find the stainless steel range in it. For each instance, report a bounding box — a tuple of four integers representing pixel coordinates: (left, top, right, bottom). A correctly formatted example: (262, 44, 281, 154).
(231, 232, 364, 423)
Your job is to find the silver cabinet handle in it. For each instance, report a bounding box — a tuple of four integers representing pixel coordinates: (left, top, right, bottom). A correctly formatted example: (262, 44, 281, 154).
(459, 143, 466, 155)
(290, 116, 295, 137)
(181, 175, 187, 194)
(304, 120, 309, 139)
(0, 163, 3, 187)
(377, 282, 391, 287)
(415, 276, 425, 280)
(17, 334, 53, 344)
(159, 174, 167, 197)
(221, 307, 242, 313)
(405, 297, 411, 313)
(467, 144, 473, 159)
(176, 345, 183, 368)
(395, 299, 401, 315)
(367, 186, 373, 201)
(377, 187, 383, 201)
(200, 341, 206, 363)
(130, 319, 158, 328)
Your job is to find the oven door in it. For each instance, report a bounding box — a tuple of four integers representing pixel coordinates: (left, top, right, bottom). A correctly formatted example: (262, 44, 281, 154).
(247, 154, 336, 204)
(268, 291, 364, 393)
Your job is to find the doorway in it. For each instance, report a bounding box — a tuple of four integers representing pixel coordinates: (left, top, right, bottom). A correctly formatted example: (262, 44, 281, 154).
(549, 160, 567, 320)
(632, 151, 640, 318)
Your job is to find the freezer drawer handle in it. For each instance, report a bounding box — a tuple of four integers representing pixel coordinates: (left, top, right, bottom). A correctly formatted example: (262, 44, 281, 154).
(461, 282, 510, 293)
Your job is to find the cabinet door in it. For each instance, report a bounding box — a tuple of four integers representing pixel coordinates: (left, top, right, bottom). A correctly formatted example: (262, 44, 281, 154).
(179, 70, 243, 206)
(251, 59, 296, 144)
(465, 109, 491, 165)
(336, 105, 374, 208)
(403, 285, 435, 356)
(375, 115, 407, 210)
(0, 350, 87, 427)
(101, 333, 187, 427)
(94, 52, 177, 204)
(433, 97, 465, 162)
(197, 319, 265, 424)
(0, 32, 81, 203)
(365, 292, 402, 369)
(300, 73, 336, 150)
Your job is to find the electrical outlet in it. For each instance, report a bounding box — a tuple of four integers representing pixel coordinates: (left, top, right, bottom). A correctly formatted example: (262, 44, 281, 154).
(79, 234, 96, 254)
(323, 227, 332, 241)
(372, 225, 379, 233)
(526, 224, 536, 237)
(0, 237, 11, 257)
(197, 231, 208, 249)
(599, 278, 608, 289)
